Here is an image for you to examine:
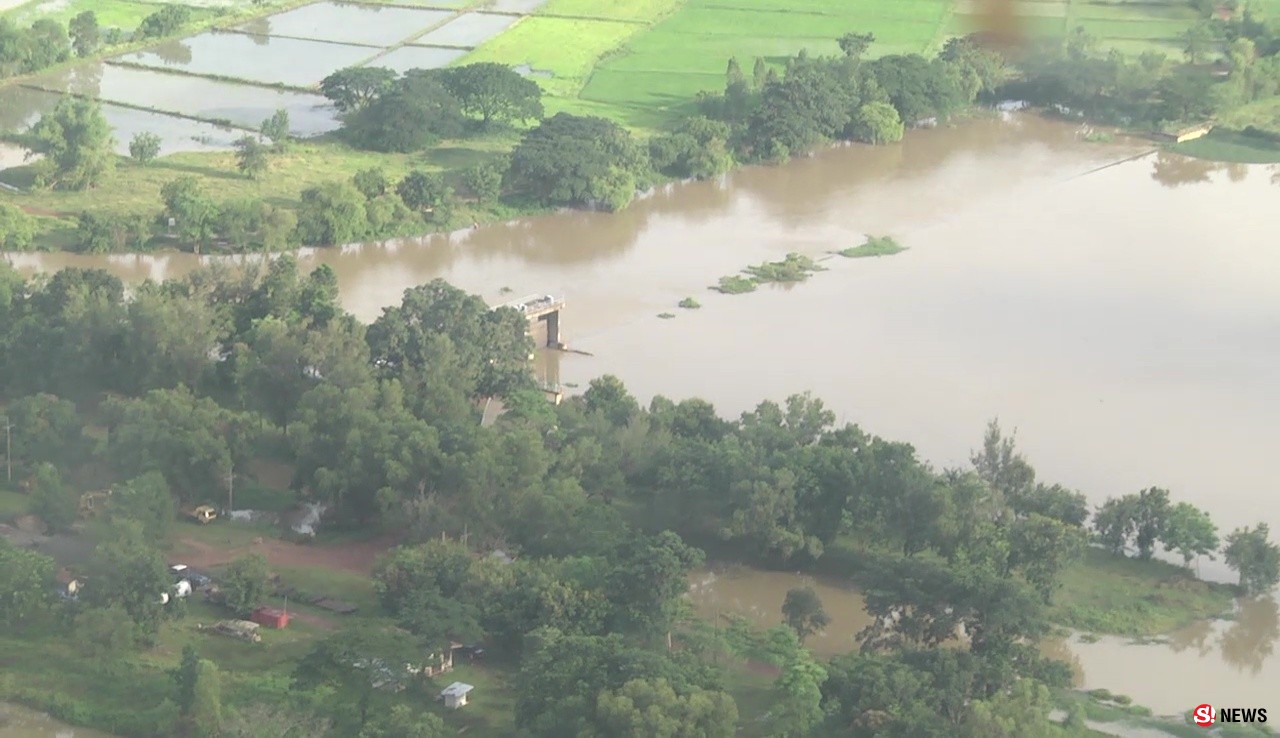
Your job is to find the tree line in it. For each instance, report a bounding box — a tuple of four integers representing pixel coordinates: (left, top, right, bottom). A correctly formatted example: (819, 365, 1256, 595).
(14, 19, 1280, 253)
(2, 259, 1276, 736)
(0, 6, 196, 80)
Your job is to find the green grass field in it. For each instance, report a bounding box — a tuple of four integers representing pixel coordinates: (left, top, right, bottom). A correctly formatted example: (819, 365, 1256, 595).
(464, 16, 647, 97)
(541, 0, 683, 22)
(570, 0, 950, 128)
(2, 132, 516, 218)
(5, 0, 193, 30)
(476, 0, 1207, 131)
(1172, 128, 1280, 163)
(1051, 548, 1236, 637)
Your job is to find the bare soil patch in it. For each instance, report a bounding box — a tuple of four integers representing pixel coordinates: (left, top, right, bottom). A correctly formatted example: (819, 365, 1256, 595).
(175, 531, 397, 575)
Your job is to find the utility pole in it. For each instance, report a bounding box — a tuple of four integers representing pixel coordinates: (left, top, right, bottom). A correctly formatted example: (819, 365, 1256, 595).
(225, 464, 234, 513)
(2, 416, 10, 484)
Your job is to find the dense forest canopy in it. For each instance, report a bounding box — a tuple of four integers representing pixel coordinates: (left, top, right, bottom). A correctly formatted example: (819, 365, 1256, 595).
(1, 257, 1275, 737)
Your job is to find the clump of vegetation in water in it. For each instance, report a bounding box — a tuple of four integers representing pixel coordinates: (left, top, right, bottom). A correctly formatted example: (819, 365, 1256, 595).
(657, 312, 676, 319)
(713, 275, 758, 294)
(743, 252, 824, 283)
(838, 235, 905, 258)
(713, 253, 824, 293)
(678, 297, 701, 309)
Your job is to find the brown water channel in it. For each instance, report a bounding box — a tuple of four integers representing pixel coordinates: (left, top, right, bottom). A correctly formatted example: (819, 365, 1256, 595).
(8, 112, 1280, 715)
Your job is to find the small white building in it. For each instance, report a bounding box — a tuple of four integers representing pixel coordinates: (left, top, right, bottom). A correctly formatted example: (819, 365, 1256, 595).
(440, 682, 474, 710)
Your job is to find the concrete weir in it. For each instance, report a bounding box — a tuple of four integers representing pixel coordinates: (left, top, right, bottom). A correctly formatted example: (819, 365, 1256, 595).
(498, 293, 566, 350)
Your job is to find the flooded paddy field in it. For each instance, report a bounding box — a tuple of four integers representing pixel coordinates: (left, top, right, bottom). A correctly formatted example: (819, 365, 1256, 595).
(116, 31, 375, 87)
(414, 11, 522, 48)
(243, 1, 454, 47)
(21, 64, 340, 136)
(371, 45, 470, 73)
(0, 85, 241, 156)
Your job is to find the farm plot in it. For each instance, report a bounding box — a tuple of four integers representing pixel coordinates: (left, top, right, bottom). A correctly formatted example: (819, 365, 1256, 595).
(367, 44, 469, 73)
(115, 31, 377, 88)
(1067, 0, 1199, 54)
(356, 0, 477, 6)
(540, 0, 683, 22)
(3, 0, 216, 31)
(487, 0, 549, 13)
(573, 0, 946, 128)
(243, 2, 454, 47)
(465, 16, 643, 96)
(26, 64, 341, 136)
(0, 86, 240, 156)
(414, 11, 521, 47)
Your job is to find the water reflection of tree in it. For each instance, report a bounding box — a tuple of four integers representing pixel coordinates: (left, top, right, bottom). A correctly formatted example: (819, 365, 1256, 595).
(240, 18, 271, 46)
(151, 40, 194, 66)
(1218, 598, 1279, 676)
(1167, 617, 1214, 657)
(1149, 150, 1222, 187)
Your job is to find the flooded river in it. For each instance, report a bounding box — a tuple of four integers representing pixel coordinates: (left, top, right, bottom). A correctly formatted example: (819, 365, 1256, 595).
(689, 561, 1280, 716)
(8, 112, 1280, 715)
(0, 703, 116, 738)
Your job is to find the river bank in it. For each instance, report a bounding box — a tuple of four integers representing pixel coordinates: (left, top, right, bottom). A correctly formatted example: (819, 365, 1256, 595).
(7, 112, 1278, 718)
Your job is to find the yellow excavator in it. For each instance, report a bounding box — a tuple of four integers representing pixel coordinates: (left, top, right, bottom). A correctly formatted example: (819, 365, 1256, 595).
(185, 505, 218, 525)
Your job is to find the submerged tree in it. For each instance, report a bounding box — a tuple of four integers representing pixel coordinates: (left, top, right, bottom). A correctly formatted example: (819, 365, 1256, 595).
(782, 586, 831, 642)
(1223, 524, 1280, 596)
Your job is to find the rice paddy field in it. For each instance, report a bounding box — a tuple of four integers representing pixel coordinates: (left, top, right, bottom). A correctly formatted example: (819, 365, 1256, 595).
(0, 0, 1273, 189)
(3, 0, 218, 31)
(456, 0, 1226, 128)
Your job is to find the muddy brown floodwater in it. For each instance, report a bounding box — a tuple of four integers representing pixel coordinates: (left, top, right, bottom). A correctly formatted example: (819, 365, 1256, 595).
(8, 112, 1280, 717)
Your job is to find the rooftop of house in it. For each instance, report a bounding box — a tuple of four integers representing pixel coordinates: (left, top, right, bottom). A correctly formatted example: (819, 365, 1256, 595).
(440, 682, 474, 698)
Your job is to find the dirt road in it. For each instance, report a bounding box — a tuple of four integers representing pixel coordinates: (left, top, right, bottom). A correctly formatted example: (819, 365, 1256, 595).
(174, 532, 397, 575)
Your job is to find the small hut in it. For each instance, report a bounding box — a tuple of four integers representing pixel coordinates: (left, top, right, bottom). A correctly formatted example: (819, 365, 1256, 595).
(440, 682, 474, 710)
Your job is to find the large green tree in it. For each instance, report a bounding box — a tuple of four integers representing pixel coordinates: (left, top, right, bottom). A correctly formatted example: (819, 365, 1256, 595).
(0, 538, 55, 628)
(367, 279, 533, 397)
(1161, 501, 1219, 570)
(782, 586, 831, 642)
(294, 623, 421, 729)
(111, 471, 175, 542)
(4, 392, 81, 470)
(343, 72, 464, 153)
(220, 553, 269, 617)
(86, 519, 174, 643)
(296, 181, 369, 246)
(30, 462, 77, 532)
(1223, 524, 1280, 596)
(104, 386, 254, 505)
(506, 113, 650, 211)
(319, 66, 397, 112)
(68, 10, 100, 57)
(592, 678, 737, 738)
(438, 62, 544, 126)
(0, 202, 35, 250)
(28, 97, 115, 190)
